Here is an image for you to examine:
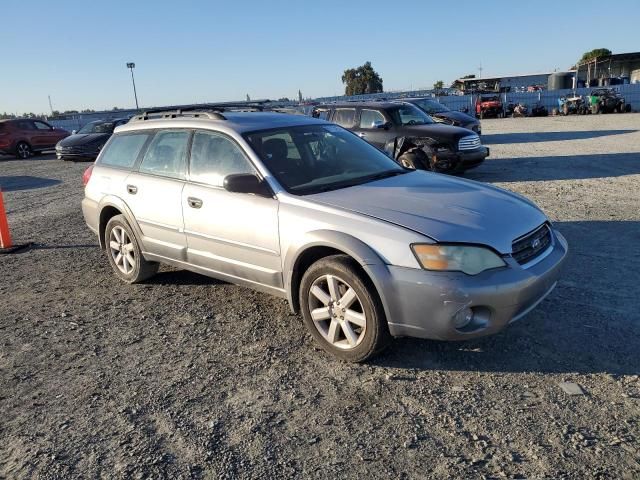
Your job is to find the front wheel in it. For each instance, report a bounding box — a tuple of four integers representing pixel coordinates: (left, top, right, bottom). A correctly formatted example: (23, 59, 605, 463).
(299, 255, 390, 362)
(15, 142, 32, 159)
(105, 214, 158, 283)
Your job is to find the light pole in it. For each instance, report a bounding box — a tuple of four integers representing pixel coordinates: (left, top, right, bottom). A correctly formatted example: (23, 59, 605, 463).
(126, 62, 139, 109)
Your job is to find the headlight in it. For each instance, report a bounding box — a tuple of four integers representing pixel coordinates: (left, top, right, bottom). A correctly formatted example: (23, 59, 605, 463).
(411, 244, 506, 275)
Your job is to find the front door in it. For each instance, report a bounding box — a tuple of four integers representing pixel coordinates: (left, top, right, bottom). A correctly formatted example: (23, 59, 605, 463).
(124, 129, 190, 260)
(352, 108, 394, 149)
(182, 130, 282, 289)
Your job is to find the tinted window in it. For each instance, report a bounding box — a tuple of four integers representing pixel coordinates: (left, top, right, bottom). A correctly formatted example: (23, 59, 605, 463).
(189, 131, 254, 186)
(139, 130, 189, 179)
(332, 109, 356, 128)
(17, 120, 34, 130)
(78, 121, 117, 134)
(34, 121, 51, 130)
(99, 133, 151, 169)
(359, 109, 386, 128)
(388, 104, 434, 125)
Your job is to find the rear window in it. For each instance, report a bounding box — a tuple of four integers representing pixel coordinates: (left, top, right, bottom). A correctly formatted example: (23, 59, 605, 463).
(99, 133, 151, 169)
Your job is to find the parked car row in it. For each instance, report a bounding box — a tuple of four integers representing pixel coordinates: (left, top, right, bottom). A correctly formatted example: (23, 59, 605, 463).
(81, 104, 567, 362)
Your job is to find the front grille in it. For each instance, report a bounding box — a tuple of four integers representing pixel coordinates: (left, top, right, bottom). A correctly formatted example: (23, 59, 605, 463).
(512, 224, 552, 265)
(458, 135, 481, 151)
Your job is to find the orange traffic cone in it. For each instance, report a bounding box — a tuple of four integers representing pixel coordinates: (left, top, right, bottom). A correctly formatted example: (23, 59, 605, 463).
(0, 188, 30, 254)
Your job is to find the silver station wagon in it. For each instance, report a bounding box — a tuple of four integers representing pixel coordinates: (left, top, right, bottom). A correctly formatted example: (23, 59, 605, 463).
(82, 105, 568, 362)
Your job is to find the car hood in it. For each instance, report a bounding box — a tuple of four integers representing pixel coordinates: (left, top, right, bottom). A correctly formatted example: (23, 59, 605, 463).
(308, 171, 547, 254)
(432, 110, 478, 126)
(58, 133, 110, 147)
(400, 124, 476, 143)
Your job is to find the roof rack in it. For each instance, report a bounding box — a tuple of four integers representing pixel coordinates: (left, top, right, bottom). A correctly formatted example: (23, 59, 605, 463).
(130, 102, 270, 122)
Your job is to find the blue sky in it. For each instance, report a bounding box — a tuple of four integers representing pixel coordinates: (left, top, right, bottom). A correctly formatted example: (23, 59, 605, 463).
(2, 0, 638, 114)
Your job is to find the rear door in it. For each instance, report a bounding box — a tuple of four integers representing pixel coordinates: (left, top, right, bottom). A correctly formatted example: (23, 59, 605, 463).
(124, 129, 190, 261)
(352, 108, 394, 148)
(182, 130, 282, 288)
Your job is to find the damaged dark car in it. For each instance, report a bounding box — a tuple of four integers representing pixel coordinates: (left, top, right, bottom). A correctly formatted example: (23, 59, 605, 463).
(312, 102, 489, 173)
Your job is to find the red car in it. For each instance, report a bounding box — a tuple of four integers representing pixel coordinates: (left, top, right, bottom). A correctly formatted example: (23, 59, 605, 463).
(0, 118, 70, 159)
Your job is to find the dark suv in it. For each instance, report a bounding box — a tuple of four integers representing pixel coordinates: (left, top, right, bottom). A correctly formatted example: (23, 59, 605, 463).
(312, 102, 488, 173)
(0, 118, 70, 159)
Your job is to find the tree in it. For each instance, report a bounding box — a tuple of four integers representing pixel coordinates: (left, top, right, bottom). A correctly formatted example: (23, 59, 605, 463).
(578, 48, 612, 64)
(433, 80, 444, 90)
(341, 61, 383, 96)
(461, 74, 476, 79)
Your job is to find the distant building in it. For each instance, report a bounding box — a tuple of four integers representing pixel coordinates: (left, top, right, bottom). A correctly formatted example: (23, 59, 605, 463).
(452, 71, 574, 93)
(575, 51, 640, 86)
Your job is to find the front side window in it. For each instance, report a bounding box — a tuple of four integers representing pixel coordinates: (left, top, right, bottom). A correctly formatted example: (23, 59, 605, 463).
(332, 109, 356, 128)
(99, 133, 151, 169)
(313, 109, 331, 120)
(359, 109, 386, 128)
(139, 130, 190, 179)
(388, 104, 434, 126)
(34, 121, 52, 130)
(189, 131, 254, 186)
(245, 124, 406, 195)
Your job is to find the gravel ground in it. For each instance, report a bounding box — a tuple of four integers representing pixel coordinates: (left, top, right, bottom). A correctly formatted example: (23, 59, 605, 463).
(1, 114, 639, 479)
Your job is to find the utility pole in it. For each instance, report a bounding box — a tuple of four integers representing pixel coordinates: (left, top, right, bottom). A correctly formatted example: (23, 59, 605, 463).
(478, 62, 483, 79)
(126, 62, 139, 109)
(48, 95, 54, 115)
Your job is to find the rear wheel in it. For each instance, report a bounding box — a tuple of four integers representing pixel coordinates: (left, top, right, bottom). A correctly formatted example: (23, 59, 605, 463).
(299, 255, 390, 362)
(105, 214, 158, 283)
(15, 142, 32, 159)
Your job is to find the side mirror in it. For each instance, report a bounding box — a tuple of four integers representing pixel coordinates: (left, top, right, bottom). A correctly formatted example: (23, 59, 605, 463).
(372, 120, 391, 129)
(223, 173, 272, 197)
(71, 130, 77, 135)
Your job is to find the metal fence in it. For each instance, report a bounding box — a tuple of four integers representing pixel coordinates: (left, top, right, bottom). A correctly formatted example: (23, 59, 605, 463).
(315, 83, 640, 114)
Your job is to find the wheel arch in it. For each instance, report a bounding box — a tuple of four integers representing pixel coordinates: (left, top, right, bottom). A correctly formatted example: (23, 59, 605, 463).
(284, 230, 393, 319)
(97, 196, 143, 250)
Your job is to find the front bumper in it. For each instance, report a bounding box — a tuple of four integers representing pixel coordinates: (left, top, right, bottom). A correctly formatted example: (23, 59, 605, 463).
(56, 146, 100, 160)
(376, 229, 568, 341)
(435, 146, 489, 172)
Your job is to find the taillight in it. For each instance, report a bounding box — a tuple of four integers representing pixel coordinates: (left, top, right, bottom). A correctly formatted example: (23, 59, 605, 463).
(83, 164, 94, 186)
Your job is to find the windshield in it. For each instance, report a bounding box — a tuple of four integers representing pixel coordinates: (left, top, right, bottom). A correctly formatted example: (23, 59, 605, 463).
(412, 98, 450, 114)
(388, 104, 434, 125)
(77, 121, 116, 134)
(245, 124, 407, 195)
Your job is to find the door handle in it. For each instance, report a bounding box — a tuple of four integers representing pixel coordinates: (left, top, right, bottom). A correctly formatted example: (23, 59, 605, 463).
(357, 132, 367, 138)
(187, 197, 203, 209)
(127, 184, 137, 195)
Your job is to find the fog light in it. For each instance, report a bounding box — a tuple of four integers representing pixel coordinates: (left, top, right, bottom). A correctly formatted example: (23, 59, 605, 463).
(453, 307, 474, 329)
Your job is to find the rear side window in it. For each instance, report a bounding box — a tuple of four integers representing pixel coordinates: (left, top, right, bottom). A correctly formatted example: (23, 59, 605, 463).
(332, 109, 356, 128)
(139, 130, 190, 179)
(99, 133, 150, 169)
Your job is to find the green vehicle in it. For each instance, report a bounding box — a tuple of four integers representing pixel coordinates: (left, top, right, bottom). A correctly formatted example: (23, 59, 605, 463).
(588, 88, 630, 114)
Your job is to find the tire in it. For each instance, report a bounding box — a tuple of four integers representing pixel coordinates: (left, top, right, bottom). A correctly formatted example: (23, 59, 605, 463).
(625, 104, 632, 113)
(299, 254, 390, 362)
(562, 104, 569, 116)
(15, 142, 32, 159)
(104, 214, 158, 283)
(397, 149, 430, 170)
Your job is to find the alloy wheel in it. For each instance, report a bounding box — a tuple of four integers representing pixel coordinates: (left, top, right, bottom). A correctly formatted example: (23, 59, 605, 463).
(17, 143, 31, 159)
(308, 274, 367, 349)
(109, 226, 136, 275)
